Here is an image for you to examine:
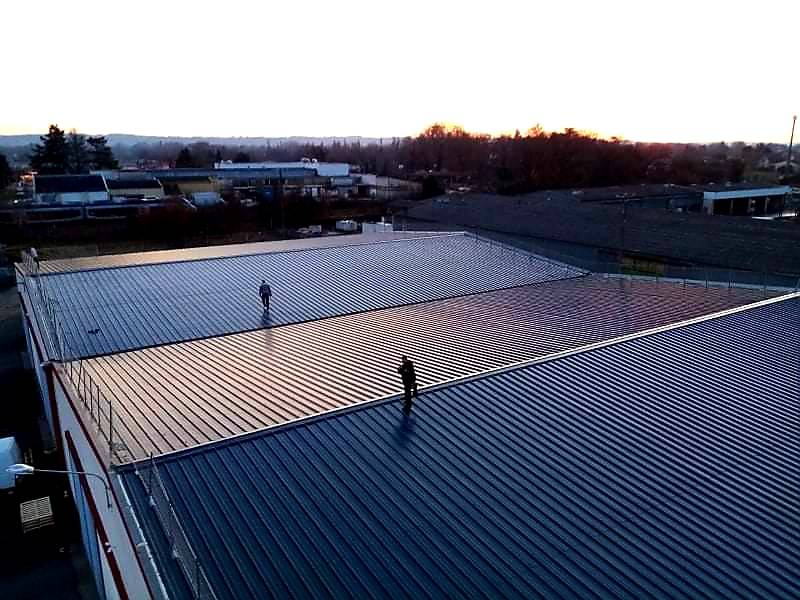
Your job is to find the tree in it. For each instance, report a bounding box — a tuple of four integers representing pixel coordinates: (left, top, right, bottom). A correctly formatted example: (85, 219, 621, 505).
(0, 153, 12, 188)
(233, 151, 251, 163)
(175, 147, 195, 168)
(29, 124, 69, 174)
(66, 130, 90, 174)
(87, 136, 119, 170)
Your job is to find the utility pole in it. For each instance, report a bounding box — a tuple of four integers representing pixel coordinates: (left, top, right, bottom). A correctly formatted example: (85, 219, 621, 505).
(619, 199, 627, 264)
(787, 115, 797, 176)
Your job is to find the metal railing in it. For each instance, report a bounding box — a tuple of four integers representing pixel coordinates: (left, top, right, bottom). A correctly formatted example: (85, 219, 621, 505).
(20, 252, 213, 598)
(63, 348, 130, 465)
(466, 231, 588, 276)
(20, 250, 68, 361)
(20, 250, 131, 464)
(584, 262, 799, 294)
(136, 457, 216, 600)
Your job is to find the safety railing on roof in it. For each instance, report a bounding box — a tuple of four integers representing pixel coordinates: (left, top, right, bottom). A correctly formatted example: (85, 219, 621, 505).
(465, 232, 586, 276)
(63, 345, 131, 465)
(582, 262, 799, 294)
(136, 457, 217, 600)
(20, 250, 68, 361)
(20, 250, 131, 464)
(21, 250, 211, 597)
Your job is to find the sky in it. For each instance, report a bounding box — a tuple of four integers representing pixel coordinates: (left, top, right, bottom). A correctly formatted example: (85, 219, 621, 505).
(2, 0, 798, 143)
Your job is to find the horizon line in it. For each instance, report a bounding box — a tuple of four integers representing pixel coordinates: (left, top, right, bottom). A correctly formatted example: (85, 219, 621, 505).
(0, 129, 792, 147)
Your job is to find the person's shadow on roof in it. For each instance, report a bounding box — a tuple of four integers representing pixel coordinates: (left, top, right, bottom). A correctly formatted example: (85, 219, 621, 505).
(392, 406, 417, 448)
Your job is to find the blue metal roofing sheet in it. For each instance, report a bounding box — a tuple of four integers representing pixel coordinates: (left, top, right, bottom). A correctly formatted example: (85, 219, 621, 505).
(120, 295, 799, 599)
(43, 233, 581, 359)
(80, 277, 769, 462)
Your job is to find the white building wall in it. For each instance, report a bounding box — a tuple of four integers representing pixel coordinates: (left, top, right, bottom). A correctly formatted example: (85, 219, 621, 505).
(52, 372, 152, 600)
(24, 323, 54, 434)
(86, 191, 111, 204)
(18, 278, 56, 445)
(34, 191, 110, 205)
(216, 161, 350, 177)
(19, 280, 149, 598)
(362, 221, 394, 233)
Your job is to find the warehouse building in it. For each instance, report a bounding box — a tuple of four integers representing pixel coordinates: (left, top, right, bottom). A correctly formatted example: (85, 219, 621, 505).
(699, 183, 793, 216)
(14, 232, 799, 599)
(33, 174, 109, 205)
(105, 177, 165, 201)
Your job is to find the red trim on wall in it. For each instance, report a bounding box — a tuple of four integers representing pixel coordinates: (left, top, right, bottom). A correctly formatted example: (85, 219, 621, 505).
(65, 430, 130, 600)
(53, 366, 157, 600)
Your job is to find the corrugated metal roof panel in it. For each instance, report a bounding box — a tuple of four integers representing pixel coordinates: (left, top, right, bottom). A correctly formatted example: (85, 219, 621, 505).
(45, 233, 581, 358)
(82, 277, 770, 461)
(37, 232, 458, 274)
(120, 295, 800, 599)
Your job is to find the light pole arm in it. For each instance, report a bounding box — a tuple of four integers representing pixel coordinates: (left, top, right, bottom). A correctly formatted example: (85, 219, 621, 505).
(35, 468, 113, 510)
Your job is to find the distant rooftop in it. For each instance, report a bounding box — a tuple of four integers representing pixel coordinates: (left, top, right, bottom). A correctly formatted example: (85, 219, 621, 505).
(407, 192, 800, 273)
(695, 183, 792, 193)
(105, 177, 162, 190)
(569, 184, 701, 202)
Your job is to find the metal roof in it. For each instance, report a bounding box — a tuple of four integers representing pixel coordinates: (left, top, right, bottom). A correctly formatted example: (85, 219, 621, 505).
(407, 193, 800, 274)
(79, 277, 771, 461)
(37, 232, 448, 274)
(105, 177, 163, 190)
(120, 294, 800, 600)
(44, 233, 581, 359)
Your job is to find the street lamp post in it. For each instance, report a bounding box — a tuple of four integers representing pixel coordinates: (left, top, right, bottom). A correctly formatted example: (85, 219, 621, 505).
(7, 463, 112, 510)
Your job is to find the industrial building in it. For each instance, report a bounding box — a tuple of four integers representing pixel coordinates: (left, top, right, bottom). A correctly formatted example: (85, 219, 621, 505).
(4, 163, 419, 225)
(405, 191, 800, 274)
(214, 160, 351, 178)
(14, 232, 798, 599)
(568, 184, 704, 211)
(698, 183, 793, 217)
(33, 174, 109, 205)
(105, 177, 165, 201)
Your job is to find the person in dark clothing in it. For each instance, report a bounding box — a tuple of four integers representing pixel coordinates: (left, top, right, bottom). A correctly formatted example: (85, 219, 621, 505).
(397, 355, 419, 415)
(258, 280, 272, 310)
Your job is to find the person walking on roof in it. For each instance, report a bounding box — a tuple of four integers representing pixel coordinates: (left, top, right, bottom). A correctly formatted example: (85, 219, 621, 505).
(259, 280, 272, 311)
(397, 355, 419, 415)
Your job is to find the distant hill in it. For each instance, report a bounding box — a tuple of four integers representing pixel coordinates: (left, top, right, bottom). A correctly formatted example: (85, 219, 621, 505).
(0, 133, 390, 148)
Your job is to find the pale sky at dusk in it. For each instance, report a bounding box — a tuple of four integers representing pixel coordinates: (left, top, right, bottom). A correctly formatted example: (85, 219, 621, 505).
(3, 0, 798, 143)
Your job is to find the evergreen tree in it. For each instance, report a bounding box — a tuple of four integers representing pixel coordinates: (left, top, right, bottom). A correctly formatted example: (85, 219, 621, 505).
(29, 124, 69, 174)
(175, 147, 195, 168)
(87, 136, 119, 170)
(66, 130, 90, 174)
(0, 153, 12, 188)
(234, 151, 251, 163)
